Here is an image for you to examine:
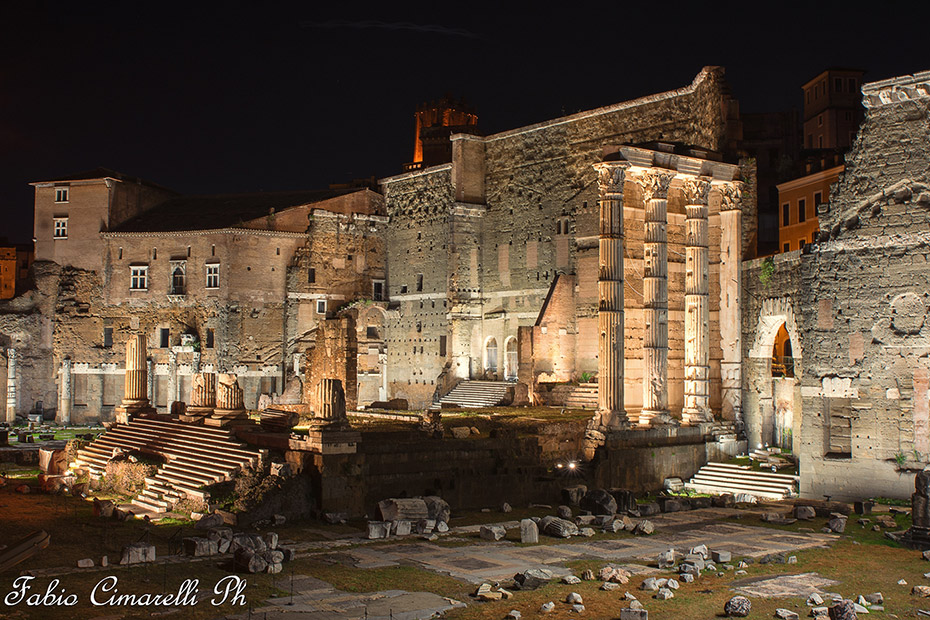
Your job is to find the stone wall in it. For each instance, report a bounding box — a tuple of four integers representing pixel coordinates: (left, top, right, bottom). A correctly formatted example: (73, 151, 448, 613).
(381, 67, 746, 410)
(795, 70, 930, 500)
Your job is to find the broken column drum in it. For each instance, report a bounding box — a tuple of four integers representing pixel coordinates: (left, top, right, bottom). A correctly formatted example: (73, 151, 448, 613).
(683, 178, 712, 423)
(314, 378, 348, 424)
(593, 162, 631, 429)
(637, 170, 674, 426)
(189, 372, 217, 408)
(216, 374, 245, 410)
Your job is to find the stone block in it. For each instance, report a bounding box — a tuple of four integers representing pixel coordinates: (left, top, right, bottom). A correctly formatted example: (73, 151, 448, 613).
(479, 525, 506, 541)
(620, 609, 648, 620)
(520, 518, 538, 543)
(394, 519, 412, 536)
(120, 542, 155, 565)
(183, 537, 218, 557)
(562, 485, 587, 506)
(367, 521, 392, 539)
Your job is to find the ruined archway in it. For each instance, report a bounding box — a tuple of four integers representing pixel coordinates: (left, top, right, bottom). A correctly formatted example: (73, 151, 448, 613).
(746, 297, 803, 453)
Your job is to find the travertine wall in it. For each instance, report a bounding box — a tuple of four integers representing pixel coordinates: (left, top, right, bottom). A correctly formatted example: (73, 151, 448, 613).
(382, 67, 748, 410)
(789, 71, 930, 500)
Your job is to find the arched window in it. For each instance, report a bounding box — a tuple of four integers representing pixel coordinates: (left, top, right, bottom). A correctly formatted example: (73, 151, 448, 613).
(504, 337, 518, 380)
(485, 338, 498, 373)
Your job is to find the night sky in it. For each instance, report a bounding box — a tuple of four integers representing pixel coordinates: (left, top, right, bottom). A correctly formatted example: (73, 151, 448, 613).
(2, 2, 927, 243)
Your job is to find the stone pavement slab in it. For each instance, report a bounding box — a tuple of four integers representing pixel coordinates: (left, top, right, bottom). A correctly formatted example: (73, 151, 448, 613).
(732, 572, 839, 598)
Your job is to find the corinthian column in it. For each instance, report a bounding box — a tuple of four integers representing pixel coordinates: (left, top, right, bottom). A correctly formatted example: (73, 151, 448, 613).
(636, 170, 674, 426)
(682, 178, 712, 424)
(592, 162, 630, 430)
(718, 182, 744, 425)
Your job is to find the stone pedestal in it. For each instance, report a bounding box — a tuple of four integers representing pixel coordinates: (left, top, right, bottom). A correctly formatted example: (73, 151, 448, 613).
(899, 468, 930, 549)
(115, 335, 156, 424)
(207, 373, 248, 427)
(182, 372, 216, 424)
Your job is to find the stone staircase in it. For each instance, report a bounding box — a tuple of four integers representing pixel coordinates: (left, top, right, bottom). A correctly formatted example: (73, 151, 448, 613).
(684, 462, 799, 500)
(72, 417, 263, 514)
(564, 382, 598, 409)
(440, 381, 511, 408)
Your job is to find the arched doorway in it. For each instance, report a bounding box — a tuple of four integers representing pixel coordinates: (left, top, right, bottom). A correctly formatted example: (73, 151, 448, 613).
(504, 337, 518, 381)
(747, 298, 803, 454)
(485, 338, 498, 378)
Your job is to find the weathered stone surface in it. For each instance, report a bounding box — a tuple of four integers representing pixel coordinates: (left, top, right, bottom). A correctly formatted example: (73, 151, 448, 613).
(557, 505, 573, 519)
(562, 575, 581, 585)
(795, 505, 816, 520)
(234, 548, 268, 574)
(520, 519, 538, 543)
(93, 498, 114, 518)
(634, 519, 655, 535)
(655, 587, 673, 600)
(580, 489, 618, 516)
(540, 516, 579, 538)
(562, 485, 587, 506)
(827, 517, 847, 533)
(394, 519, 412, 536)
(724, 595, 751, 617)
(183, 537, 218, 557)
(775, 609, 800, 620)
(77, 558, 94, 568)
(479, 525, 507, 541)
(119, 542, 155, 565)
(566, 592, 583, 604)
(367, 521, 392, 539)
(540, 602, 555, 613)
(379, 498, 430, 521)
(195, 513, 225, 529)
(827, 599, 857, 619)
(422, 496, 451, 523)
(657, 548, 676, 568)
(620, 608, 648, 620)
(637, 502, 661, 516)
(513, 568, 554, 590)
(711, 550, 731, 563)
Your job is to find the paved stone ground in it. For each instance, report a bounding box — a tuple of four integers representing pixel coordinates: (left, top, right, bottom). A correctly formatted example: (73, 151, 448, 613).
(233, 507, 837, 619)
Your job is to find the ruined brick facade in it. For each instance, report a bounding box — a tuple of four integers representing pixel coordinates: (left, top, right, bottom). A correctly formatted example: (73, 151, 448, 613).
(6, 177, 385, 424)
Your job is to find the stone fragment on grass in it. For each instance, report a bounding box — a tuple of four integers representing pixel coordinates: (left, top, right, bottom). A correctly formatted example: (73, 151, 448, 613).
(724, 595, 751, 617)
(77, 558, 93, 568)
(480, 525, 507, 541)
(828, 599, 858, 619)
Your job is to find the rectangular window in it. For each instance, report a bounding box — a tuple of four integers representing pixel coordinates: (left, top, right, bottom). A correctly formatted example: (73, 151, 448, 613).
(818, 114, 823, 127)
(55, 187, 69, 203)
(308, 267, 315, 284)
(205, 263, 220, 289)
(814, 191, 823, 207)
(798, 198, 806, 223)
(400, 285, 408, 294)
(807, 134, 813, 148)
(782, 203, 790, 227)
(316, 299, 327, 314)
(206, 328, 214, 349)
(372, 280, 384, 301)
(130, 265, 148, 290)
(783, 242, 790, 253)
(53, 217, 68, 239)
(103, 327, 113, 348)
(848, 77, 856, 92)
(799, 239, 806, 250)
(439, 335, 447, 357)
(159, 328, 170, 348)
(416, 274, 423, 292)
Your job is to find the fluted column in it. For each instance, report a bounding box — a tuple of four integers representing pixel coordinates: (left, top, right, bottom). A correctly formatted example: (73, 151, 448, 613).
(636, 170, 674, 426)
(6, 349, 16, 423)
(116, 334, 155, 423)
(718, 182, 744, 424)
(166, 349, 178, 410)
(123, 335, 148, 403)
(216, 373, 244, 410)
(190, 372, 217, 408)
(592, 162, 630, 429)
(58, 358, 72, 425)
(315, 378, 347, 424)
(682, 178, 712, 424)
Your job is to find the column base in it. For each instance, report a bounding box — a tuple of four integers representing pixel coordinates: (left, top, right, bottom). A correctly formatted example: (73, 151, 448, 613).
(206, 408, 249, 427)
(114, 404, 156, 425)
(681, 408, 714, 426)
(639, 409, 677, 427)
(179, 406, 213, 425)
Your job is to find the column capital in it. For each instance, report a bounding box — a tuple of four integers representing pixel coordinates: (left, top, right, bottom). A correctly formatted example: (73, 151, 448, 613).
(594, 162, 630, 196)
(717, 181, 746, 211)
(634, 169, 675, 201)
(681, 177, 712, 205)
